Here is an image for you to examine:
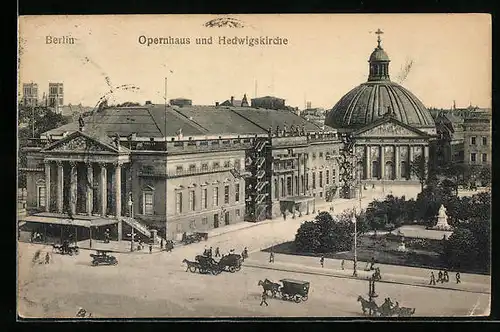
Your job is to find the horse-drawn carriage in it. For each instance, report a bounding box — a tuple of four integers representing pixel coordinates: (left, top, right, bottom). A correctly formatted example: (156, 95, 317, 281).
(52, 242, 79, 256)
(90, 250, 118, 266)
(182, 253, 242, 275)
(357, 296, 415, 317)
(181, 232, 208, 245)
(258, 278, 310, 303)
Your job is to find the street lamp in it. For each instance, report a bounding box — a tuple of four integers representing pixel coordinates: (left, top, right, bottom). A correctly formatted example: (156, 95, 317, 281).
(128, 192, 134, 252)
(352, 208, 358, 277)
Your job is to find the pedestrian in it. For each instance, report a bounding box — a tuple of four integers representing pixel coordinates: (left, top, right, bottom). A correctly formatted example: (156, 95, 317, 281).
(372, 183, 375, 189)
(456, 272, 461, 284)
(341, 259, 345, 270)
(269, 251, 275, 263)
(260, 291, 269, 306)
(283, 212, 286, 221)
(208, 247, 213, 258)
(160, 238, 163, 250)
(44, 252, 50, 264)
(438, 270, 443, 283)
(149, 243, 152, 254)
(215, 247, 221, 257)
(370, 257, 375, 270)
(443, 270, 449, 283)
(242, 247, 248, 260)
(429, 271, 436, 285)
(320, 255, 324, 268)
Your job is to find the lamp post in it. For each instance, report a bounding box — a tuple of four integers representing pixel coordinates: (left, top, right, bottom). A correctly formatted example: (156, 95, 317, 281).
(352, 208, 358, 277)
(128, 192, 134, 252)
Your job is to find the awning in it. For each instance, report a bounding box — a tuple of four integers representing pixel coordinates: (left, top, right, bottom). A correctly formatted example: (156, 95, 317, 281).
(280, 196, 315, 204)
(19, 215, 119, 227)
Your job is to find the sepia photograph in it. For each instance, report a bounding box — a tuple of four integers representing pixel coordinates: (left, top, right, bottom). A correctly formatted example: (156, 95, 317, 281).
(17, 14, 491, 319)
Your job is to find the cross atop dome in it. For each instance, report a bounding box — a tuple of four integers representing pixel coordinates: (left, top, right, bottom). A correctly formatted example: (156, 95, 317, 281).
(375, 28, 384, 48)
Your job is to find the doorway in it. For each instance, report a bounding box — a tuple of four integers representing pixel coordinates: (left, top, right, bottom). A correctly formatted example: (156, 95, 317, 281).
(213, 214, 219, 228)
(224, 211, 230, 226)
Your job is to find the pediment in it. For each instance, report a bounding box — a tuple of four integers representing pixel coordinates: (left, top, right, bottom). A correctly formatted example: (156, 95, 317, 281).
(42, 131, 120, 153)
(354, 119, 428, 138)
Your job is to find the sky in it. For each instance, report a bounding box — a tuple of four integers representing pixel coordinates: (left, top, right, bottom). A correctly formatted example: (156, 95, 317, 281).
(18, 14, 491, 110)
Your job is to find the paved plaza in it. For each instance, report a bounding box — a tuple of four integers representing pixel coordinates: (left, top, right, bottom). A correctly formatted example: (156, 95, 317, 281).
(17, 184, 491, 318)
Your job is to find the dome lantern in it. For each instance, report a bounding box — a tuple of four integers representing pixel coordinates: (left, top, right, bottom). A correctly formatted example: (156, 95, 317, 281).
(368, 29, 390, 82)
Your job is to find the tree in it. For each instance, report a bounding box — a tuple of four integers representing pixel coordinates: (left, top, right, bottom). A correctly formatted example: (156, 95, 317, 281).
(410, 155, 428, 192)
(442, 228, 478, 270)
(478, 166, 491, 187)
(18, 106, 69, 188)
(294, 211, 353, 253)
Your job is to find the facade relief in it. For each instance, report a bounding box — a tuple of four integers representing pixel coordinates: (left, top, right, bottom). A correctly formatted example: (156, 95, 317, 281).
(384, 146, 394, 160)
(370, 146, 380, 160)
(49, 136, 109, 153)
(359, 121, 421, 137)
(400, 146, 408, 160)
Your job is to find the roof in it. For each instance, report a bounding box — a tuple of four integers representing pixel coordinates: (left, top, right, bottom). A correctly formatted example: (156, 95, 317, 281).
(251, 96, 285, 101)
(280, 279, 310, 285)
(44, 105, 324, 138)
(369, 46, 390, 62)
(325, 81, 435, 130)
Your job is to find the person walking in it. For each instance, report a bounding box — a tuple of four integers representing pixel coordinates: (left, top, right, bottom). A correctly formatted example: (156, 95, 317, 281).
(320, 255, 325, 268)
(269, 251, 275, 263)
(341, 259, 345, 270)
(208, 247, 213, 258)
(456, 272, 461, 284)
(283, 212, 286, 221)
(44, 252, 51, 264)
(215, 247, 221, 257)
(370, 257, 375, 270)
(160, 238, 164, 250)
(260, 291, 269, 306)
(443, 270, 449, 283)
(429, 271, 436, 285)
(149, 243, 152, 254)
(438, 270, 443, 283)
(242, 247, 248, 260)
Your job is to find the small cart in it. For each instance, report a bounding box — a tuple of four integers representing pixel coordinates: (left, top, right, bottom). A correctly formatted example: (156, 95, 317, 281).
(279, 279, 310, 303)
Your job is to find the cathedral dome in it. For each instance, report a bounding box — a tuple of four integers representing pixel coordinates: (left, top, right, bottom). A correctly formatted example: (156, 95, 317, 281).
(325, 30, 435, 130)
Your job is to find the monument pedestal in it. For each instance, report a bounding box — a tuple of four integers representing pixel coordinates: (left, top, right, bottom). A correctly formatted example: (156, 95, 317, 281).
(431, 204, 452, 231)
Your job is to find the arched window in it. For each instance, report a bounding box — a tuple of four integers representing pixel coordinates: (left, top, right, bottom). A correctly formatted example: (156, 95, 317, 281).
(372, 161, 379, 179)
(36, 179, 46, 208)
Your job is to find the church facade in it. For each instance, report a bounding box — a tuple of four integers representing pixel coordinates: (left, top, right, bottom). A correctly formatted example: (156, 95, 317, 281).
(325, 31, 437, 182)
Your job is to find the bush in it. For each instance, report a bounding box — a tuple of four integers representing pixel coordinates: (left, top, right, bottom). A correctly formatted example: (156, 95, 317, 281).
(294, 211, 354, 253)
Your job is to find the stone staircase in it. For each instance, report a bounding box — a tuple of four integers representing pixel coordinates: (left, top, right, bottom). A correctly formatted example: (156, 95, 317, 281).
(121, 217, 151, 238)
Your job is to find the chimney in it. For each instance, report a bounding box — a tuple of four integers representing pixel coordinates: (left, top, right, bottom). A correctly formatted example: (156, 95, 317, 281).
(230, 96, 234, 104)
(215, 102, 219, 106)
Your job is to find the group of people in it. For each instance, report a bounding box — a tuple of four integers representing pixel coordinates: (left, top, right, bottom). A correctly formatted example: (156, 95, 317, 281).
(429, 270, 461, 285)
(203, 246, 249, 260)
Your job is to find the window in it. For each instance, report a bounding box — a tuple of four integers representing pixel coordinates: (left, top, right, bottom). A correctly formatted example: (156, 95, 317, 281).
(274, 179, 279, 199)
(471, 153, 477, 163)
(332, 169, 336, 183)
(189, 220, 196, 230)
(143, 192, 154, 215)
(482, 137, 487, 145)
(176, 166, 183, 174)
(189, 190, 195, 211)
(236, 209, 241, 217)
(176, 192, 183, 213)
(202, 163, 209, 171)
(305, 173, 309, 190)
(235, 184, 240, 202)
(189, 164, 196, 172)
(482, 153, 487, 163)
(37, 186, 46, 207)
(471, 136, 476, 145)
(234, 159, 241, 170)
(326, 170, 330, 185)
(319, 171, 323, 188)
(202, 188, 207, 209)
(312, 172, 316, 189)
(286, 177, 292, 196)
(320, 191, 323, 198)
(213, 187, 219, 206)
(224, 161, 230, 168)
(202, 217, 208, 225)
(176, 224, 182, 232)
(213, 162, 220, 169)
(281, 178, 285, 197)
(319, 152, 323, 158)
(224, 185, 230, 204)
(312, 153, 316, 160)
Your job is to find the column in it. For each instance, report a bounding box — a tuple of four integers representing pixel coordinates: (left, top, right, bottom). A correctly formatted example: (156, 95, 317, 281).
(424, 145, 429, 169)
(69, 161, 77, 215)
(115, 162, 122, 241)
(44, 160, 51, 212)
(86, 162, 94, 216)
(379, 146, 385, 179)
(395, 145, 400, 180)
(365, 145, 371, 179)
(100, 163, 107, 217)
(57, 161, 64, 213)
(408, 145, 414, 180)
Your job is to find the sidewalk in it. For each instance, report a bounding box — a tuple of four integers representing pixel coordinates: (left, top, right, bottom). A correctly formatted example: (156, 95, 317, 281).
(243, 251, 490, 295)
(76, 239, 165, 254)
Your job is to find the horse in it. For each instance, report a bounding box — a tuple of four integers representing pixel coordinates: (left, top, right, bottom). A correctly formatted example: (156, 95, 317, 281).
(182, 259, 199, 273)
(258, 279, 281, 298)
(357, 296, 379, 315)
(377, 298, 396, 317)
